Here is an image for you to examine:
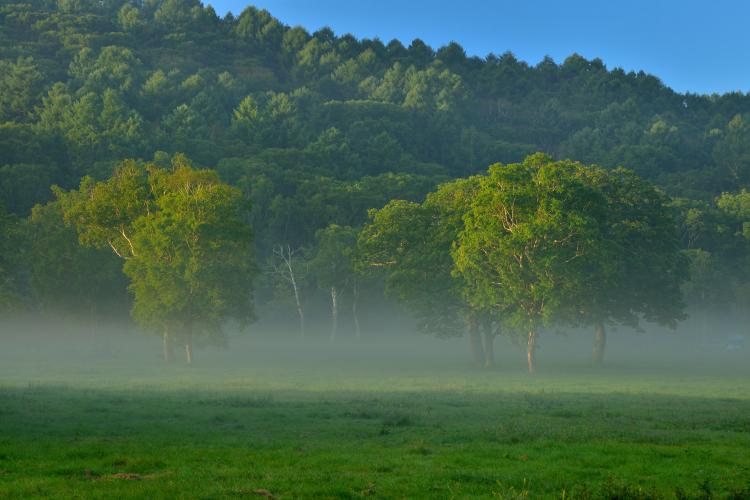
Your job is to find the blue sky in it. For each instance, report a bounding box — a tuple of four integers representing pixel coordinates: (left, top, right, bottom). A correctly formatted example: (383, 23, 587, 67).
(206, 0, 749, 96)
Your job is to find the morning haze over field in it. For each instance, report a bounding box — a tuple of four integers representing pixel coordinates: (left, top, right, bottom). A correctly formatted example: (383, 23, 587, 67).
(0, 0, 748, 497)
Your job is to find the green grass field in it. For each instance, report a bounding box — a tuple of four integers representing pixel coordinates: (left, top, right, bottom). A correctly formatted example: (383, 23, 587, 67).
(0, 331, 749, 499)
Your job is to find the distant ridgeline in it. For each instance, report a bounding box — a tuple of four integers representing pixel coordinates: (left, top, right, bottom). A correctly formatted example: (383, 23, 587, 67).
(1, 0, 750, 360)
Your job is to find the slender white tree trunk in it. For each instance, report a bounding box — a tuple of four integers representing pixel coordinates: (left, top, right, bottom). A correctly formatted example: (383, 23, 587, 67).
(292, 279, 304, 341)
(272, 244, 307, 341)
(285, 248, 305, 341)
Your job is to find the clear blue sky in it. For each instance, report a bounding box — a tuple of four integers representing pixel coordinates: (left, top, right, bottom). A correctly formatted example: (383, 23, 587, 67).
(206, 0, 749, 96)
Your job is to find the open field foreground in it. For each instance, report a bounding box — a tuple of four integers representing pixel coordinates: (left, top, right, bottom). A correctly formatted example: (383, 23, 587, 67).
(0, 333, 749, 499)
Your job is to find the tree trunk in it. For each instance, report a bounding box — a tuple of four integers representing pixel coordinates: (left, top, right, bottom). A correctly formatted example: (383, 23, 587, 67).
(527, 331, 537, 374)
(185, 341, 193, 365)
(352, 280, 361, 340)
(184, 320, 193, 365)
(479, 314, 496, 368)
(273, 244, 306, 341)
(296, 302, 305, 341)
(329, 286, 338, 342)
(290, 269, 305, 341)
(593, 322, 606, 365)
(163, 326, 173, 363)
(483, 331, 495, 368)
(468, 314, 485, 365)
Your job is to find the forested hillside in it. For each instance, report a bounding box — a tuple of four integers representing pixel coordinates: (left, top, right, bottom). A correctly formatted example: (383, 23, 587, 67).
(4, 0, 750, 215)
(2, 0, 750, 350)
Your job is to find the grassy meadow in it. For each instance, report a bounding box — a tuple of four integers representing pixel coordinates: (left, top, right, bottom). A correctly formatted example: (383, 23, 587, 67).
(0, 326, 749, 499)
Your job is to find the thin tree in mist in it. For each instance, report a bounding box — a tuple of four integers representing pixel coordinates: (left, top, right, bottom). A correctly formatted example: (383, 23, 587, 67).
(269, 244, 308, 341)
(310, 224, 358, 342)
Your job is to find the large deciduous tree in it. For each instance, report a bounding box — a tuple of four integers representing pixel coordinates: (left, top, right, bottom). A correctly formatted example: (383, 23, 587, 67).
(56, 155, 256, 362)
(453, 154, 687, 372)
(453, 154, 612, 373)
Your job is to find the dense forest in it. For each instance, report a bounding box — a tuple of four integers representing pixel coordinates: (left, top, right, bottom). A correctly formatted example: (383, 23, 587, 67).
(1, 0, 750, 367)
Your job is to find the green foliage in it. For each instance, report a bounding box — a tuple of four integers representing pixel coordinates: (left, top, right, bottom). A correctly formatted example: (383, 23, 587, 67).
(0, 57, 43, 122)
(69, 46, 143, 96)
(0, 162, 60, 216)
(358, 176, 480, 337)
(56, 156, 255, 343)
(452, 154, 687, 339)
(582, 167, 688, 329)
(714, 189, 750, 317)
(669, 190, 750, 317)
(310, 224, 357, 292)
(717, 189, 750, 240)
(24, 200, 128, 317)
(454, 155, 612, 333)
(361, 154, 689, 346)
(55, 159, 150, 259)
(0, 204, 20, 309)
(713, 116, 750, 187)
(125, 158, 255, 339)
(2, 0, 749, 218)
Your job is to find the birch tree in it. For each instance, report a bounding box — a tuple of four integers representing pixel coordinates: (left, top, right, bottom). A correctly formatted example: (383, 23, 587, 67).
(310, 224, 357, 342)
(269, 244, 308, 340)
(56, 155, 256, 363)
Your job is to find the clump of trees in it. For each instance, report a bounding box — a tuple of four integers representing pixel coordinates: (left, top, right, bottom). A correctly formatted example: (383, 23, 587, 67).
(361, 154, 687, 372)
